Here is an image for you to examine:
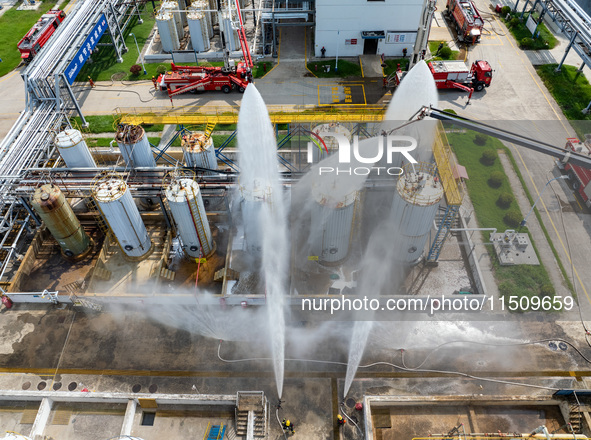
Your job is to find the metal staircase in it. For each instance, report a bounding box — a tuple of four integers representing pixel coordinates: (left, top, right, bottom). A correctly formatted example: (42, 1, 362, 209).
(426, 204, 461, 264)
(204, 122, 217, 142)
(235, 391, 268, 439)
(569, 400, 584, 433)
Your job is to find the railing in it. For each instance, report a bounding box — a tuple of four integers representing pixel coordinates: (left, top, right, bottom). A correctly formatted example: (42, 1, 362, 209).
(433, 124, 464, 206)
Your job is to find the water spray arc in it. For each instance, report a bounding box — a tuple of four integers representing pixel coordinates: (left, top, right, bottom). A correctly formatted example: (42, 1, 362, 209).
(236, 84, 288, 399)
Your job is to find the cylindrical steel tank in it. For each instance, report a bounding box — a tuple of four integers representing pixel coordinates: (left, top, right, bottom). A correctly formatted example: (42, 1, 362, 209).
(193, 0, 213, 37)
(390, 162, 444, 264)
(221, 12, 239, 52)
(115, 124, 156, 168)
(187, 10, 211, 52)
(162, 0, 184, 38)
(310, 184, 357, 264)
(156, 10, 180, 52)
(177, 0, 189, 26)
(93, 178, 153, 259)
(241, 183, 270, 256)
(31, 184, 91, 258)
(310, 123, 351, 163)
(165, 178, 215, 258)
(182, 132, 217, 173)
(208, 0, 218, 25)
(55, 129, 97, 168)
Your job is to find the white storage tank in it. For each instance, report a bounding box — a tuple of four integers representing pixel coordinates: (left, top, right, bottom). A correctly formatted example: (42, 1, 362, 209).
(310, 123, 352, 163)
(162, 0, 184, 39)
(115, 124, 156, 168)
(193, 0, 213, 37)
(187, 10, 211, 52)
(156, 10, 180, 53)
(177, 0, 189, 26)
(182, 132, 217, 173)
(208, 0, 218, 25)
(221, 12, 240, 52)
(165, 178, 215, 258)
(390, 162, 444, 264)
(241, 182, 270, 256)
(93, 177, 153, 260)
(310, 184, 358, 264)
(55, 129, 97, 168)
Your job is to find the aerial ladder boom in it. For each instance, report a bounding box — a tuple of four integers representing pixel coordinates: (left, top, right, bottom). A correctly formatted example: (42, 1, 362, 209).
(234, 0, 253, 68)
(423, 107, 591, 169)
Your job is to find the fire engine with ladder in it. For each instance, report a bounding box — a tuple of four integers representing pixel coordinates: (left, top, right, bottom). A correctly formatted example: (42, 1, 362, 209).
(155, 0, 254, 97)
(17, 9, 66, 63)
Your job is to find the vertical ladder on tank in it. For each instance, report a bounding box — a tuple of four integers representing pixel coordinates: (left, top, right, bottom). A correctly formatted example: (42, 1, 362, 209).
(85, 198, 110, 237)
(187, 187, 212, 257)
(203, 122, 217, 142)
(426, 204, 460, 264)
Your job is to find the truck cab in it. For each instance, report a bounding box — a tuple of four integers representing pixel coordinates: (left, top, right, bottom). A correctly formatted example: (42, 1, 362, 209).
(470, 60, 492, 91)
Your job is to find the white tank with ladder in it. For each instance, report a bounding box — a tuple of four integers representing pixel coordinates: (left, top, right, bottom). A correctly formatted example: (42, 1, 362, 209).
(92, 177, 153, 259)
(165, 178, 215, 258)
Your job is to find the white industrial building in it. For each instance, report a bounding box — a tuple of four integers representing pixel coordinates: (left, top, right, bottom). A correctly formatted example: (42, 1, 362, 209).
(314, 0, 426, 57)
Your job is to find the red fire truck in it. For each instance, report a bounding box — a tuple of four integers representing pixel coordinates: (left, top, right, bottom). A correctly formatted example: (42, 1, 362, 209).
(388, 60, 492, 101)
(445, 0, 485, 44)
(17, 9, 66, 63)
(156, 62, 252, 96)
(558, 138, 591, 207)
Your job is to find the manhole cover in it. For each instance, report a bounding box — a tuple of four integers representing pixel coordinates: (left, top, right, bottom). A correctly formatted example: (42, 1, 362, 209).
(22, 381, 31, 390)
(111, 72, 126, 81)
(149, 384, 158, 393)
(548, 342, 558, 351)
(346, 398, 356, 408)
(53, 382, 62, 391)
(68, 382, 77, 391)
(132, 384, 141, 393)
(559, 342, 568, 351)
(37, 381, 46, 390)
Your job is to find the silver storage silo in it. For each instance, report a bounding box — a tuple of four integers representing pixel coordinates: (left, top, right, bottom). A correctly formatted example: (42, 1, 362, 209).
(93, 178, 153, 260)
(165, 178, 215, 258)
(310, 185, 358, 264)
(31, 184, 92, 259)
(241, 182, 270, 256)
(177, 0, 189, 26)
(115, 124, 156, 168)
(194, 0, 214, 37)
(390, 162, 444, 265)
(310, 123, 352, 163)
(162, 0, 184, 38)
(182, 132, 217, 173)
(55, 129, 97, 168)
(187, 10, 211, 52)
(156, 10, 180, 53)
(221, 12, 239, 52)
(208, 0, 218, 25)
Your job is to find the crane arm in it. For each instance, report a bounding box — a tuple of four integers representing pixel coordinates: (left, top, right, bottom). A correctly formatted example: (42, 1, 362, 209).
(234, 0, 254, 68)
(424, 106, 591, 169)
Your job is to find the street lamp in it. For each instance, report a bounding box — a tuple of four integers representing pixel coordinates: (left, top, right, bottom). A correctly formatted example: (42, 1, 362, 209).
(129, 33, 146, 75)
(520, 175, 569, 227)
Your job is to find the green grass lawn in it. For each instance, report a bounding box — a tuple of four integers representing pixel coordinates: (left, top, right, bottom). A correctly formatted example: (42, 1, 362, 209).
(0, 0, 63, 77)
(77, 4, 159, 82)
(428, 41, 460, 61)
(503, 12, 558, 50)
(382, 58, 410, 77)
(306, 59, 362, 78)
(447, 130, 555, 305)
(252, 61, 275, 78)
(71, 115, 166, 133)
(536, 64, 591, 123)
